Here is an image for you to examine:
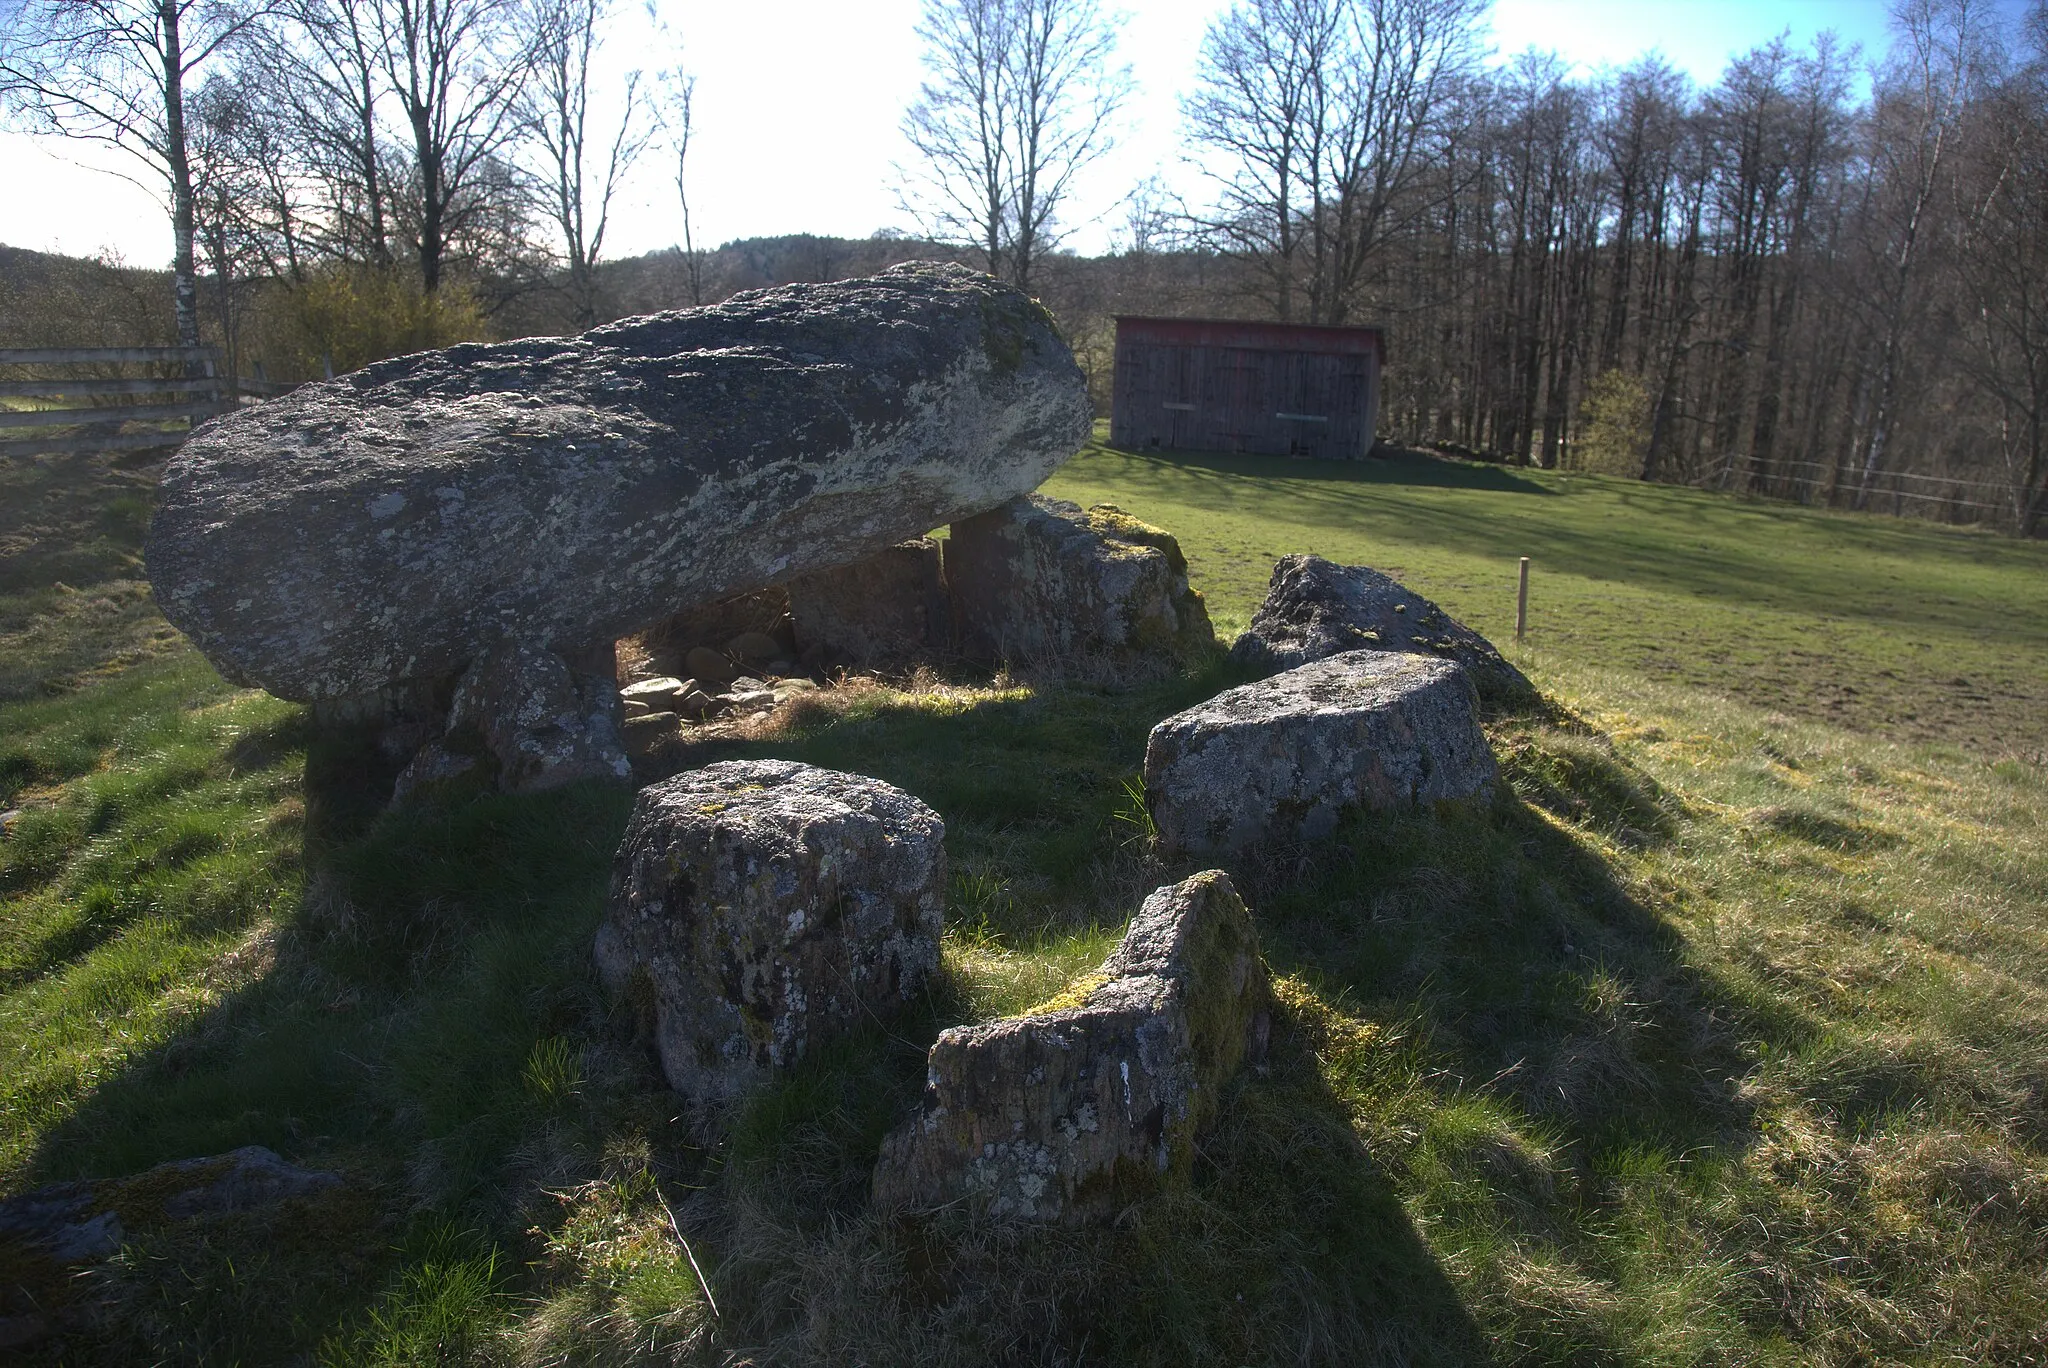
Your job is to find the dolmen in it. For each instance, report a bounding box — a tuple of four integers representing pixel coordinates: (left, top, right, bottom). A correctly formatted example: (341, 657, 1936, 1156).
(1145, 650, 1498, 857)
(1231, 555, 1537, 711)
(873, 870, 1269, 1222)
(145, 262, 1093, 790)
(595, 760, 946, 1103)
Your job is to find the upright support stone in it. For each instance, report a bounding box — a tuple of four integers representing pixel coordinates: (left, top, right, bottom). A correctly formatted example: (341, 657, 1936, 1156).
(1144, 650, 1498, 857)
(396, 641, 630, 797)
(873, 870, 1268, 1222)
(944, 495, 1214, 670)
(595, 760, 946, 1104)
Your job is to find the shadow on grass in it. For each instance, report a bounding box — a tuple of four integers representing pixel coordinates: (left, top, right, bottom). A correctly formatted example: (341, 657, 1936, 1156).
(1107, 442, 1559, 497)
(15, 668, 1767, 1364)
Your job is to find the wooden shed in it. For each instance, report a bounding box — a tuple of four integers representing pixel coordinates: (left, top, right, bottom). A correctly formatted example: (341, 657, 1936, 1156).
(1108, 316, 1386, 459)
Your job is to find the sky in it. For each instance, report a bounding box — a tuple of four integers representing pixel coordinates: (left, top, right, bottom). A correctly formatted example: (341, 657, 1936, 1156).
(0, 1, 1956, 271)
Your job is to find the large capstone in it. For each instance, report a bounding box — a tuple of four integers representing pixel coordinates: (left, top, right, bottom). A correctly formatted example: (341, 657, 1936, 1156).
(1230, 555, 1537, 710)
(873, 870, 1268, 1222)
(1144, 650, 1497, 857)
(944, 495, 1214, 669)
(146, 262, 1091, 703)
(595, 760, 946, 1104)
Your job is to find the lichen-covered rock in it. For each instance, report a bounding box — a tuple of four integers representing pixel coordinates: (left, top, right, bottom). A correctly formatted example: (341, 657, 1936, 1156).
(436, 641, 630, 793)
(595, 760, 946, 1104)
(1230, 555, 1537, 709)
(1145, 650, 1497, 857)
(873, 870, 1267, 1222)
(146, 262, 1091, 703)
(944, 496, 1214, 669)
(786, 538, 948, 668)
(0, 1147, 343, 1267)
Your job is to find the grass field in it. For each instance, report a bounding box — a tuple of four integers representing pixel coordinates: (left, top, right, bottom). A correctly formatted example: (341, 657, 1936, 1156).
(3, 435, 2047, 1364)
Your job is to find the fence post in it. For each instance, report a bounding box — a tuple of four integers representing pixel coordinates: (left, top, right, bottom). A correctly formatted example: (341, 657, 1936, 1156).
(1516, 557, 1530, 642)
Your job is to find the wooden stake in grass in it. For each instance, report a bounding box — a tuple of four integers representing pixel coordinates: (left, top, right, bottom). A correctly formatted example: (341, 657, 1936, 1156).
(1517, 556, 1530, 642)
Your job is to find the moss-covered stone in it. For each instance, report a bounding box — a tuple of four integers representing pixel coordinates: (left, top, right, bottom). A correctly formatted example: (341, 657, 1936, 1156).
(873, 870, 1267, 1222)
(945, 494, 1215, 673)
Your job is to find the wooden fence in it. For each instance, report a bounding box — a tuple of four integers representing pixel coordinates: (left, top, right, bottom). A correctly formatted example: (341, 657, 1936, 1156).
(0, 346, 296, 460)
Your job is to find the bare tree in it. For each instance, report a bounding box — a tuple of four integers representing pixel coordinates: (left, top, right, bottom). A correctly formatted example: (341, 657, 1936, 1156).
(265, 0, 397, 263)
(1184, 0, 1482, 324)
(666, 70, 705, 305)
(899, 0, 1128, 292)
(1950, 0, 2048, 532)
(1181, 0, 1337, 321)
(187, 73, 274, 380)
(378, 0, 528, 291)
(0, 0, 278, 345)
(518, 0, 652, 324)
(1852, 0, 1985, 506)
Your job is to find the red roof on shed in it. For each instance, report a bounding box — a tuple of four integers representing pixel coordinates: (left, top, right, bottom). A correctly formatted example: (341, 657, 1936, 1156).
(1114, 315, 1386, 363)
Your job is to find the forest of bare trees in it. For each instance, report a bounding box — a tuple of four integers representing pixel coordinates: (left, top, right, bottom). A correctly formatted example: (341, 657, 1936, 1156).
(2, 0, 2044, 532)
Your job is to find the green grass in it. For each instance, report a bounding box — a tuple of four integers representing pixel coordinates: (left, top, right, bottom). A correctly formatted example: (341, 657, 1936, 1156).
(1044, 443, 2048, 756)
(2, 438, 2047, 1363)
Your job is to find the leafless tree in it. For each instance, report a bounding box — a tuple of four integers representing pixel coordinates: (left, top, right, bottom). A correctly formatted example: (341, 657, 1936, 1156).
(1184, 0, 1484, 323)
(1949, 0, 2048, 532)
(666, 70, 705, 306)
(378, 0, 529, 291)
(899, 0, 1128, 292)
(0, 0, 279, 345)
(518, 0, 652, 324)
(1851, 0, 1987, 506)
(187, 73, 274, 380)
(264, 0, 397, 263)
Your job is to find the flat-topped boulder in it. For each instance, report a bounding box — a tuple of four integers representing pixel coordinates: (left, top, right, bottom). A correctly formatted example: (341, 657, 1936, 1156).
(595, 760, 946, 1104)
(874, 870, 1268, 1222)
(945, 495, 1214, 670)
(147, 263, 1090, 703)
(1231, 555, 1537, 709)
(1145, 650, 1498, 857)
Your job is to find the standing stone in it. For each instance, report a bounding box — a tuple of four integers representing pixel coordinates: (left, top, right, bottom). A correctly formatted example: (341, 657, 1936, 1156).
(595, 760, 946, 1104)
(424, 641, 630, 794)
(146, 262, 1091, 704)
(1144, 650, 1497, 857)
(1230, 554, 1537, 709)
(944, 495, 1214, 669)
(785, 538, 948, 668)
(874, 871, 1268, 1222)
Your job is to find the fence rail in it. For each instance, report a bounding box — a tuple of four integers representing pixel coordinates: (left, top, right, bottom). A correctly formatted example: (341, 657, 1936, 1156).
(0, 345, 222, 365)
(0, 344, 277, 459)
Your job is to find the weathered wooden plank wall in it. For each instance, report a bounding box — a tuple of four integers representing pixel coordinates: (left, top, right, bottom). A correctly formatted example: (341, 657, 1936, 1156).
(1109, 317, 1383, 460)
